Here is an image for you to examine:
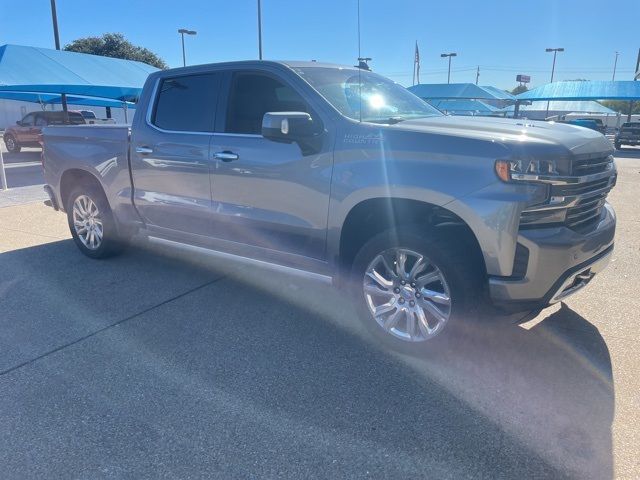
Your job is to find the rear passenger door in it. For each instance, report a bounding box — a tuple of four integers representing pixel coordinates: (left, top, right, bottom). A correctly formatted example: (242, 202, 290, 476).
(130, 72, 221, 237)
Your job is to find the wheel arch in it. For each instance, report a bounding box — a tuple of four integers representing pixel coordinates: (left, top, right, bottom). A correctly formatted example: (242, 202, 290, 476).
(337, 197, 487, 281)
(59, 168, 110, 212)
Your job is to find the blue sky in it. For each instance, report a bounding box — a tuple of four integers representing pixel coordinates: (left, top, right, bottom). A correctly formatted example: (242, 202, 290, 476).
(1, 0, 638, 89)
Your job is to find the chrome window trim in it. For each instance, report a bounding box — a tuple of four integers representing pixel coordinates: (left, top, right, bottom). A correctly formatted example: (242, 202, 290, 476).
(213, 132, 263, 139)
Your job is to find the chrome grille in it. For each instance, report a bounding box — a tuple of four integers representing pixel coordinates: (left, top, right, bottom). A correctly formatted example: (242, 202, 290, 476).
(571, 154, 613, 176)
(565, 192, 608, 231)
(519, 157, 616, 232)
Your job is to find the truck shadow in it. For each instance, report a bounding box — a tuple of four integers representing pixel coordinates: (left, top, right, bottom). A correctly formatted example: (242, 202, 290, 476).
(0, 240, 614, 479)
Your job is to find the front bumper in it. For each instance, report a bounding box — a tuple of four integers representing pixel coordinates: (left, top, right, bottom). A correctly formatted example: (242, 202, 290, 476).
(489, 202, 615, 310)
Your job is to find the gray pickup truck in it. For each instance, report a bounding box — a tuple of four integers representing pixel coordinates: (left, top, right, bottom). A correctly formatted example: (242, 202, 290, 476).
(42, 61, 617, 348)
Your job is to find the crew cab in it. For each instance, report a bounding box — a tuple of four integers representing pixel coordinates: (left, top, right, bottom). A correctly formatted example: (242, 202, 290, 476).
(41, 61, 617, 349)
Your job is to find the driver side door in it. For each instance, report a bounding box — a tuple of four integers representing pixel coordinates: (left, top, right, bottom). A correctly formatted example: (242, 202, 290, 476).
(209, 69, 333, 262)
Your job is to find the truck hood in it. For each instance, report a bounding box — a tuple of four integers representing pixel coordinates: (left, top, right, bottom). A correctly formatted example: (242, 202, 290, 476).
(393, 115, 613, 157)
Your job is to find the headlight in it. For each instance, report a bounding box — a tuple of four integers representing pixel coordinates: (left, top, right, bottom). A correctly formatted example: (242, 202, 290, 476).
(495, 158, 559, 182)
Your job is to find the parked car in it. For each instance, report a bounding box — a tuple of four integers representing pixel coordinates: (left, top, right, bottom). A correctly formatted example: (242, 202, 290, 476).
(79, 110, 116, 125)
(41, 61, 617, 350)
(574, 118, 606, 134)
(614, 122, 640, 149)
(3, 110, 85, 153)
(560, 118, 602, 132)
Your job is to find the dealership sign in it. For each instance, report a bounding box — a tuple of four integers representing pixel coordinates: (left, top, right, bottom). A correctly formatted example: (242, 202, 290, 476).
(516, 74, 531, 84)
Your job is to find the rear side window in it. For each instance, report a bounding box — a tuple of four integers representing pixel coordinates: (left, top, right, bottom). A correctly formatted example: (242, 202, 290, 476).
(225, 73, 310, 135)
(152, 73, 220, 132)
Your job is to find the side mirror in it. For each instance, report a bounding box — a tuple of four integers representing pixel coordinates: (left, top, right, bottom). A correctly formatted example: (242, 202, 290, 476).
(262, 112, 314, 143)
(16, 120, 22, 126)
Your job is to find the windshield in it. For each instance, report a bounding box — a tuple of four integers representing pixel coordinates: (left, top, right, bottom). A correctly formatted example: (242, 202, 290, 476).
(293, 66, 441, 123)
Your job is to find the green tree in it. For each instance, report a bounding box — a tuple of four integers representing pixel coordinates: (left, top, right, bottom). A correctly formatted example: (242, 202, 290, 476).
(64, 33, 168, 69)
(510, 85, 528, 95)
(600, 100, 640, 115)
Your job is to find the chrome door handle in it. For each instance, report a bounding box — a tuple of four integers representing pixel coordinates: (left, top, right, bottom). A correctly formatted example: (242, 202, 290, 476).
(213, 151, 239, 162)
(135, 146, 153, 155)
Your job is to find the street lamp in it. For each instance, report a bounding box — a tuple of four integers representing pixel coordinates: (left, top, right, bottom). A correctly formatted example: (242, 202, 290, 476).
(440, 53, 457, 84)
(178, 29, 197, 67)
(545, 47, 564, 83)
(612, 51, 619, 81)
(545, 47, 564, 118)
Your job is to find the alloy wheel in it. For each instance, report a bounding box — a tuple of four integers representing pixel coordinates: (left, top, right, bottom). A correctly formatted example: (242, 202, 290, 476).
(363, 248, 451, 342)
(72, 195, 103, 250)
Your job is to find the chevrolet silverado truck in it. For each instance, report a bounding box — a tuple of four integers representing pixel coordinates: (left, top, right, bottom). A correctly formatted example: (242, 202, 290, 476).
(41, 61, 617, 348)
(615, 122, 640, 149)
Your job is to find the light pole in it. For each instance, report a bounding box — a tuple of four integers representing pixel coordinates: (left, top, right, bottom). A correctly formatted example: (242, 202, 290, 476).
(612, 51, 619, 81)
(50, 0, 68, 119)
(440, 53, 457, 84)
(178, 29, 197, 67)
(257, 0, 263, 59)
(545, 47, 564, 118)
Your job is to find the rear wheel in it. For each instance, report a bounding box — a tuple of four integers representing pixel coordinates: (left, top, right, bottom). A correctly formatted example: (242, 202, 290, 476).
(350, 228, 483, 351)
(4, 135, 20, 153)
(66, 185, 124, 259)
(614, 141, 622, 150)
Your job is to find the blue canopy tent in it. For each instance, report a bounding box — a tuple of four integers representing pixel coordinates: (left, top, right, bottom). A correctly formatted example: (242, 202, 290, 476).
(516, 81, 640, 101)
(0, 91, 137, 109)
(0, 44, 157, 102)
(514, 81, 640, 118)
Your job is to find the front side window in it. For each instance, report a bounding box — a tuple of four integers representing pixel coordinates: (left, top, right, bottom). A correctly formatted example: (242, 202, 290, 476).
(35, 115, 47, 126)
(225, 73, 310, 135)
(21, 113, 35, 126)
(293, 67, 441, 124)
(152, 73, 220, 132)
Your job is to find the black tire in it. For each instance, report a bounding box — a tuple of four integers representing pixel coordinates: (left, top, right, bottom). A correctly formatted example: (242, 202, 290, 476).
(4, 135, 21, 153)
(349, 227, 484, 352)
(614, 142, 622, 150)
(66, 184, 125, 259)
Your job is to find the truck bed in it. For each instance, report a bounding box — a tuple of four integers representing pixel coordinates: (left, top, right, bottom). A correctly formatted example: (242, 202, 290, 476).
(42, 125, 133, 219)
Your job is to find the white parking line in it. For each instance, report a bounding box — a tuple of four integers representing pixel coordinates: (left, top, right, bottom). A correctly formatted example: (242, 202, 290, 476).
(3, 161, 41, 169)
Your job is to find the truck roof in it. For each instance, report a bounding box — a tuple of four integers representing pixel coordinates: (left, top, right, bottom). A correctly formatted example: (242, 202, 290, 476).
(156, 60, 360, 77)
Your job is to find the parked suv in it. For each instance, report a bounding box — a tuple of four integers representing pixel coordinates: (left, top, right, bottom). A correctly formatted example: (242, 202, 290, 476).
(3, 110, 85, 153)
(615, 122, 640, 149)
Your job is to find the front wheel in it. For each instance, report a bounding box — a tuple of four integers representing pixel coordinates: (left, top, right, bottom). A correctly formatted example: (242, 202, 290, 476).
(4, 135, 20, 153)
(614, 141, 622, 150)
(66, 185, 124, 259)
(350, 228, 483, 351)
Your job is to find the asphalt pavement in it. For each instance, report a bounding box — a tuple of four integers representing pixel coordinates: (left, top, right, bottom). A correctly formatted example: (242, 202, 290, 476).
(0, 146, 639, 479)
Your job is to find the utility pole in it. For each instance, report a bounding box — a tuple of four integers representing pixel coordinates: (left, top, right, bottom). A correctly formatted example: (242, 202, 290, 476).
(629, 48, 640, 122)
(475, 66, 480, 85)
(440, 52, 457, 84)
(612, 51, 619, 81)
(544, 47, 564, 119)
(257, 0, 263, 60)
(50, 0, 68, 119)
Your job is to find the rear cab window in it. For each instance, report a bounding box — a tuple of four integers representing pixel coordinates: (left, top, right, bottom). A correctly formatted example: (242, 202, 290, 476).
(151, 73, 221, 132)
